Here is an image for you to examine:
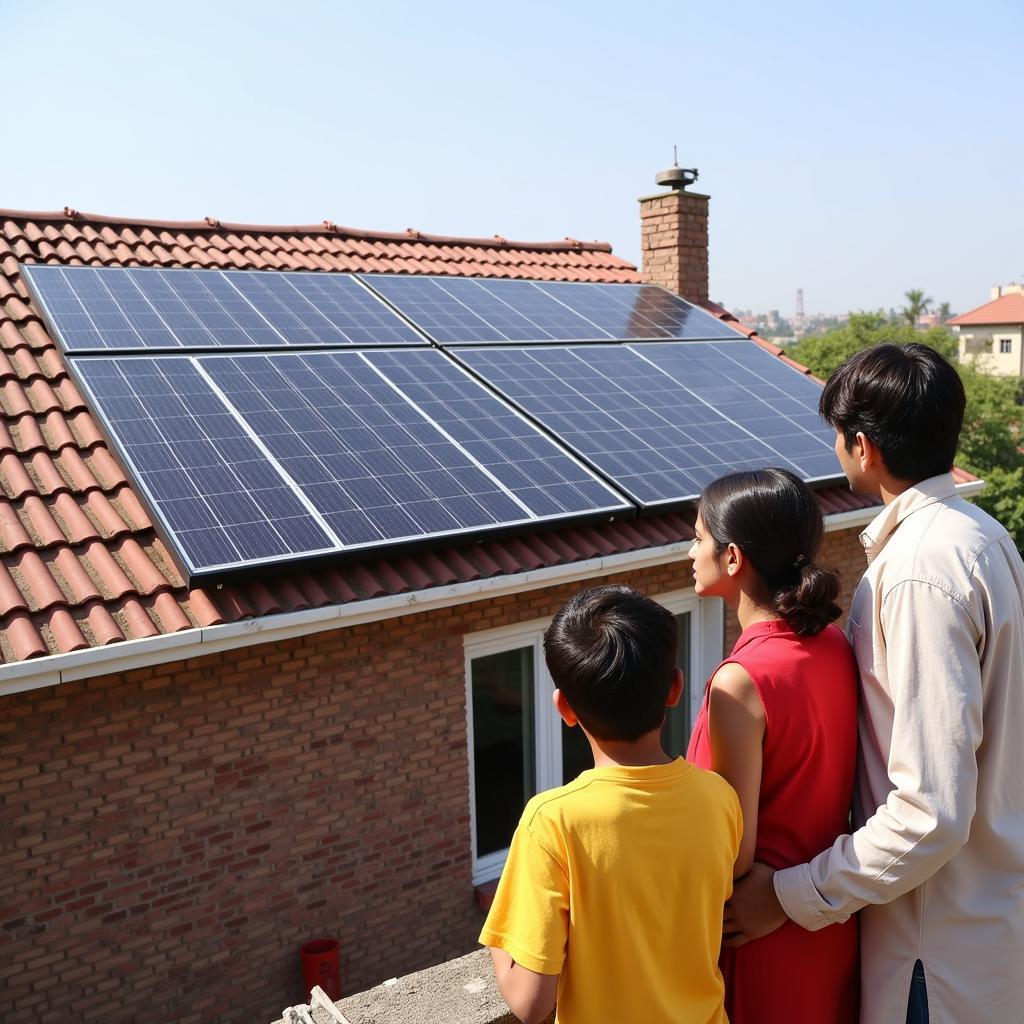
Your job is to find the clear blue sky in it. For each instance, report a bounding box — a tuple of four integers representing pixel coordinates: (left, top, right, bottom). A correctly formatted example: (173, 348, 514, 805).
(4, 0, 1021, 317)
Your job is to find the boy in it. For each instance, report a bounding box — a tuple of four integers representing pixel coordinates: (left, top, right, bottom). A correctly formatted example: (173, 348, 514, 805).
(479, 585, 741, 1024)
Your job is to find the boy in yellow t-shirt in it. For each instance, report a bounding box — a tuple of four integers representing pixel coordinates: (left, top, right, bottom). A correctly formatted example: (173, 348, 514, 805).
(479, 585, 741, 1024)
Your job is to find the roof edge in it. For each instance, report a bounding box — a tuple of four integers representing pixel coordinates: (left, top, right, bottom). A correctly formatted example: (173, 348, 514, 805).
(0, 207, 616, 254)
(0, 537, 696, 694)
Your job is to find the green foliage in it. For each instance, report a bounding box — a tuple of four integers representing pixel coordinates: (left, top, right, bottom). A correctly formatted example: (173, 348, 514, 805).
(790, 315, 1024, 552)
(789, 312, 956, 379)
(954, 363, 1024, 550)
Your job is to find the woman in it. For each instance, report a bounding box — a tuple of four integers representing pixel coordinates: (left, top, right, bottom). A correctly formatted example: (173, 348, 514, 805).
(686, 468, 859, 1024)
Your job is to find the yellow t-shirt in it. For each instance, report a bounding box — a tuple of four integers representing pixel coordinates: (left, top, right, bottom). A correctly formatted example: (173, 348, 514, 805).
(479, 757, 740, 1024)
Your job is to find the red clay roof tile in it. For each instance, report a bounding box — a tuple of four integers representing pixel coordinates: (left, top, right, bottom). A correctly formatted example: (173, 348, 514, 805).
(80, 601, 126, 646)
(0, 502, 32, 553)
(4, 610, 49, 660)
(47, 606, 90, 654)
(10, 549, 66, 611)
(1, 452, 35, 498)
(949, 292, 1024, 326)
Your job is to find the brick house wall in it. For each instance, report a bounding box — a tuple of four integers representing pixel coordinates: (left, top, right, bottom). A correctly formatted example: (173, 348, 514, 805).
(2, 556, 697, 1024)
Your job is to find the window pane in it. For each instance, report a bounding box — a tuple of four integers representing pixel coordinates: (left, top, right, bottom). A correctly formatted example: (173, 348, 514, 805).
(662, 611, 693, 756)
(471, 647, 535, 857)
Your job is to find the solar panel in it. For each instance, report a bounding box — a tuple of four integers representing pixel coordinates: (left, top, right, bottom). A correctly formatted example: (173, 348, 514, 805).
(22, 265, 426, 353)
(456, 341, 842, 507)
(72, 357, 337, 572)
(359, 274, 746, 344)
(71, 349, 629, 577)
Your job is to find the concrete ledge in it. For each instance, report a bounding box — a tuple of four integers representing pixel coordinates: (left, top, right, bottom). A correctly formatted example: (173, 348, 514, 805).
(272, 949, 553, 1024)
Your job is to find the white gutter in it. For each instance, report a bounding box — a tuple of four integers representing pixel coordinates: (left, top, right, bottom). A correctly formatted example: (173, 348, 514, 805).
(0, 479, 986, 697)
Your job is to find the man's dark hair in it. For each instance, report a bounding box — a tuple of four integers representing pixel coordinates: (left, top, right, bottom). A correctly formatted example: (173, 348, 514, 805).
(543, 585, 678, 742)
(818, 343, 965, 482)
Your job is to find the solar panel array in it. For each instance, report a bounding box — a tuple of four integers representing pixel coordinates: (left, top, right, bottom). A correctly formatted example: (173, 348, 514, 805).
(457, 343, 840, 505)
(74, 350, 630, 574)
(362, 274, 747, 344)
(22, 265, 426, 351)
(22, 263, 844, 581)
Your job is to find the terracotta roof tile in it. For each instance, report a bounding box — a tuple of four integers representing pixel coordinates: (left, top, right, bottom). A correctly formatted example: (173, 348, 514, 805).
(949, 292, 1024, 327)
(77, 600, 125, 646)
(3, 611, 49, 661)
(1, 452, 35, 498)
(47, 606, 90, 654)
(0, 502, 32, 554)
(8, 549, 66, 611)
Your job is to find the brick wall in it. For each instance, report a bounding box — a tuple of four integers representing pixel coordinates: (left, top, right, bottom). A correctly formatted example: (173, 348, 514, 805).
(0, 559, 690, 1024)
(638, 190, 710, 304)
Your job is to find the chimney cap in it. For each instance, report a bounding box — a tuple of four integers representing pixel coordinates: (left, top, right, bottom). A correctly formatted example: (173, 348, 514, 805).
(656, 165, 699, 191)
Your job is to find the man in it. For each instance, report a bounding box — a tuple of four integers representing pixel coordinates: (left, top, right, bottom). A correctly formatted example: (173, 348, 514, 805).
(725, 344, 1024, 1023)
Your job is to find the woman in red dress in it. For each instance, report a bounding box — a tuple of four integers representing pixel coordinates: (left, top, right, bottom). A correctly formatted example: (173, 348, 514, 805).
(686, 468, 859, 1024)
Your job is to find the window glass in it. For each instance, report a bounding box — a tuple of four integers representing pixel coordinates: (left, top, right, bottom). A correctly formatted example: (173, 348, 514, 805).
(471, 647, 535, 857)
(662, 611, 693, 756)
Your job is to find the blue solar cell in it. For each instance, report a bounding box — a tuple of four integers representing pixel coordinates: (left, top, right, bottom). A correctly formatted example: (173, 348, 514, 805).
(532, 282, 747, 341)
(360, 274, 747, 344)
(225, 271, 425, 346)
(200, 349, 629, 545)
(457, 341, 842, 506)
(22, 265, 427, 352)
(72, 357, 336, 573)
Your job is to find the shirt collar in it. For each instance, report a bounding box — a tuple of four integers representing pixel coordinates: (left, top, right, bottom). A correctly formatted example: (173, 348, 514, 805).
(859, 472, 958, 562)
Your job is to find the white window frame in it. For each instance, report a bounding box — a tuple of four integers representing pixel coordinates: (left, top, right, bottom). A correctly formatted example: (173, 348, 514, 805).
(998, 337, 1013, 355)
(464, 589, 723, 884)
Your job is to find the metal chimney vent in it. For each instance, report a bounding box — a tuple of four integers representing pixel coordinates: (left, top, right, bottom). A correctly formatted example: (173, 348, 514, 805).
(656, 147, 698, 191)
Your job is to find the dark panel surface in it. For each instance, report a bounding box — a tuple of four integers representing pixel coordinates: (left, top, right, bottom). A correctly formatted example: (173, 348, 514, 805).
(73, 357, 335, 573)
(360, 274, 746, 344)
(23, 265, 425, 352)
(457, 341, 841, 506)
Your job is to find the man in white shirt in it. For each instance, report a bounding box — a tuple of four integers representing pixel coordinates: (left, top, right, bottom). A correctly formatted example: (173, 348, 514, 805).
(725, 344, 1024, 1023)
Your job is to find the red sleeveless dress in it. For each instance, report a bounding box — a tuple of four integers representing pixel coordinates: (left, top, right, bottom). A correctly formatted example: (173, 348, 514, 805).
(687, 619, 859, 1024)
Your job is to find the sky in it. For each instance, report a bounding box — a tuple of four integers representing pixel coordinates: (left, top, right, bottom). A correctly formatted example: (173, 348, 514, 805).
(3, 0, 1022, 317)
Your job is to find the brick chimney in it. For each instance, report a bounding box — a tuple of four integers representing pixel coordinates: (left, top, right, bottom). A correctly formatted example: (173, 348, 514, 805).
(639, 165, 709, 305)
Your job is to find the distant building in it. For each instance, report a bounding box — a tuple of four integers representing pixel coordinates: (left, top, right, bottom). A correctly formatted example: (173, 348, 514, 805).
(949, 284, 1024, 377)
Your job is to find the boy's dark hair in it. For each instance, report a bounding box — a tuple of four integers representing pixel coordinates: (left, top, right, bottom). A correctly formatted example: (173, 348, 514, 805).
(543, 586, 678, 742)
(818, 342, 965, 482)
(699, 468, 840, 637)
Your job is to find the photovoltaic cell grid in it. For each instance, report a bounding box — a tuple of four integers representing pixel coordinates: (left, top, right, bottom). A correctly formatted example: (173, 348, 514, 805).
(21, 264, 426, 352)
(360, 274, 747, 344)
(456, 342, 841, 506)
(72, 350, 630, 575)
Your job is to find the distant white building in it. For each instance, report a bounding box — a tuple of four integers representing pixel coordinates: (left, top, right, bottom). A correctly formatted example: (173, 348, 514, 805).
(949, 284, 1024, 377)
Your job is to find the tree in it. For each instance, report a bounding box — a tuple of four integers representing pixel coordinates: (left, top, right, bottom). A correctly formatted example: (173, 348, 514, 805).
(902, 289, 932, 327)
(937, 301, 952, 324)
(790, 311, 955, 379)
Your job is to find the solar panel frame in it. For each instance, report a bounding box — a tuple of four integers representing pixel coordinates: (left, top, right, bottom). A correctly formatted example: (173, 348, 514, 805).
(452, 340, 845, 511)
(358, 274, 749, 345)
(65, 347, 632, 582)
(22, 265, 431, 354)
